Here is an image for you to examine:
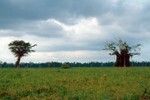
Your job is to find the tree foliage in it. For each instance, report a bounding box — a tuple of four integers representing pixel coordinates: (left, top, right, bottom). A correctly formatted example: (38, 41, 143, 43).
(9, 40, 36, 67)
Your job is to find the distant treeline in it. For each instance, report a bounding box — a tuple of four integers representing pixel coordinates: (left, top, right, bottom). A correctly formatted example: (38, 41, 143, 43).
(0, 62, 150, 68)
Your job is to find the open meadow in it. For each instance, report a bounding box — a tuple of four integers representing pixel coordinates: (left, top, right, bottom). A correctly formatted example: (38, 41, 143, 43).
(0, 67, 150, 100)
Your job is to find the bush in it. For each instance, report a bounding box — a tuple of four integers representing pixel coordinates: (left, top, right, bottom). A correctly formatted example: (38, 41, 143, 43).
(61, 63, 70, 69)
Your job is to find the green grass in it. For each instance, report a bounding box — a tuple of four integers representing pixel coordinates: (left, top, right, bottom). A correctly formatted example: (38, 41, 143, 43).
(0, 67, 150, 100)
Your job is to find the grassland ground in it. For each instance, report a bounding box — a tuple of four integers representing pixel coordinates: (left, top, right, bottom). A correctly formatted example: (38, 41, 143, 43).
(0, 67, 150, 100)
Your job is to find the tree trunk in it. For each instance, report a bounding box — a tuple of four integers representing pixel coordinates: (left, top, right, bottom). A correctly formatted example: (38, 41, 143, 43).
(115, 54, 130, 67)
(120, 54, 124, 67)
(119, 49, 131, 67)
(15, 56, 21, 68)
(115, 54, 121, 67)
(121, 53, 130, 67)
(125, 54, 130, 67)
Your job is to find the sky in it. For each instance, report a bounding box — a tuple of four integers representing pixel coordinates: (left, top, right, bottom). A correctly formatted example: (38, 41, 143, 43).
(0, 0, 150, 63)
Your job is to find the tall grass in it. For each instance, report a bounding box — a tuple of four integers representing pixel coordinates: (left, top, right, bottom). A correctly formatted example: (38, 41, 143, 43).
(0, 67, 149, 99)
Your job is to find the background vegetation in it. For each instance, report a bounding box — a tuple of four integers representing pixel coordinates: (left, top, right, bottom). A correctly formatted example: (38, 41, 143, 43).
(1, 62, 150, 68)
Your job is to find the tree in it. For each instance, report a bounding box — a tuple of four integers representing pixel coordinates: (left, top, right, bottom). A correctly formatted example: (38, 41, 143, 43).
(104, 39, 141, 67)
(9, 40, 37, 68)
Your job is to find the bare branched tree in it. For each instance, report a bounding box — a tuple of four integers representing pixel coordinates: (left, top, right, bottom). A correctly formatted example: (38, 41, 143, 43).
(104, 39, 141, 67)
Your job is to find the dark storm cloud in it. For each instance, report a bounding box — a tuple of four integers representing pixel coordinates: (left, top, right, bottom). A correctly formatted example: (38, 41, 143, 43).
(0, 0, 150, 32)
(0, 0, 115, 29)
(0, 0, 149, 44)
(0, 0, 110, 19)
(0, 0, 150, 60)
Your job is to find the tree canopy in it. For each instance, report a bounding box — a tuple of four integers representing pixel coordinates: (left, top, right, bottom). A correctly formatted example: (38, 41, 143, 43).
(9, 40, 36, 67)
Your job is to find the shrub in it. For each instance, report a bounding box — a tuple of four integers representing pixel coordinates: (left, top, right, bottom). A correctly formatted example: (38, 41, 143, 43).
(61, 63, 70, 69)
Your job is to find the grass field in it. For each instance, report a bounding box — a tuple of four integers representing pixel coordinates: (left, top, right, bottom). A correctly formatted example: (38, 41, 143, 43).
(0, 67, 150, 100)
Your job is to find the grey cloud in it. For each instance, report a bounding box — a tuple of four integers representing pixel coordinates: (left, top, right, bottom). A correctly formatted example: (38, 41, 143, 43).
(0, 0, 150, 62)
(1, 0, 150, 34)
(0, 0, 116, 28)
(0, 19, 66, 38)
(37, 40, 104, 52)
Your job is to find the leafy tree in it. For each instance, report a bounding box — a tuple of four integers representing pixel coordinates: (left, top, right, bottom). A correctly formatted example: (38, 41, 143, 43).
(104, 39, 141, 67)
(9, 40, 36, 68)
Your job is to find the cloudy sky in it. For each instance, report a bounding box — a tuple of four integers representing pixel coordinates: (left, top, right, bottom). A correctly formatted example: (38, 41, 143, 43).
(0, 0, 150, 63)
